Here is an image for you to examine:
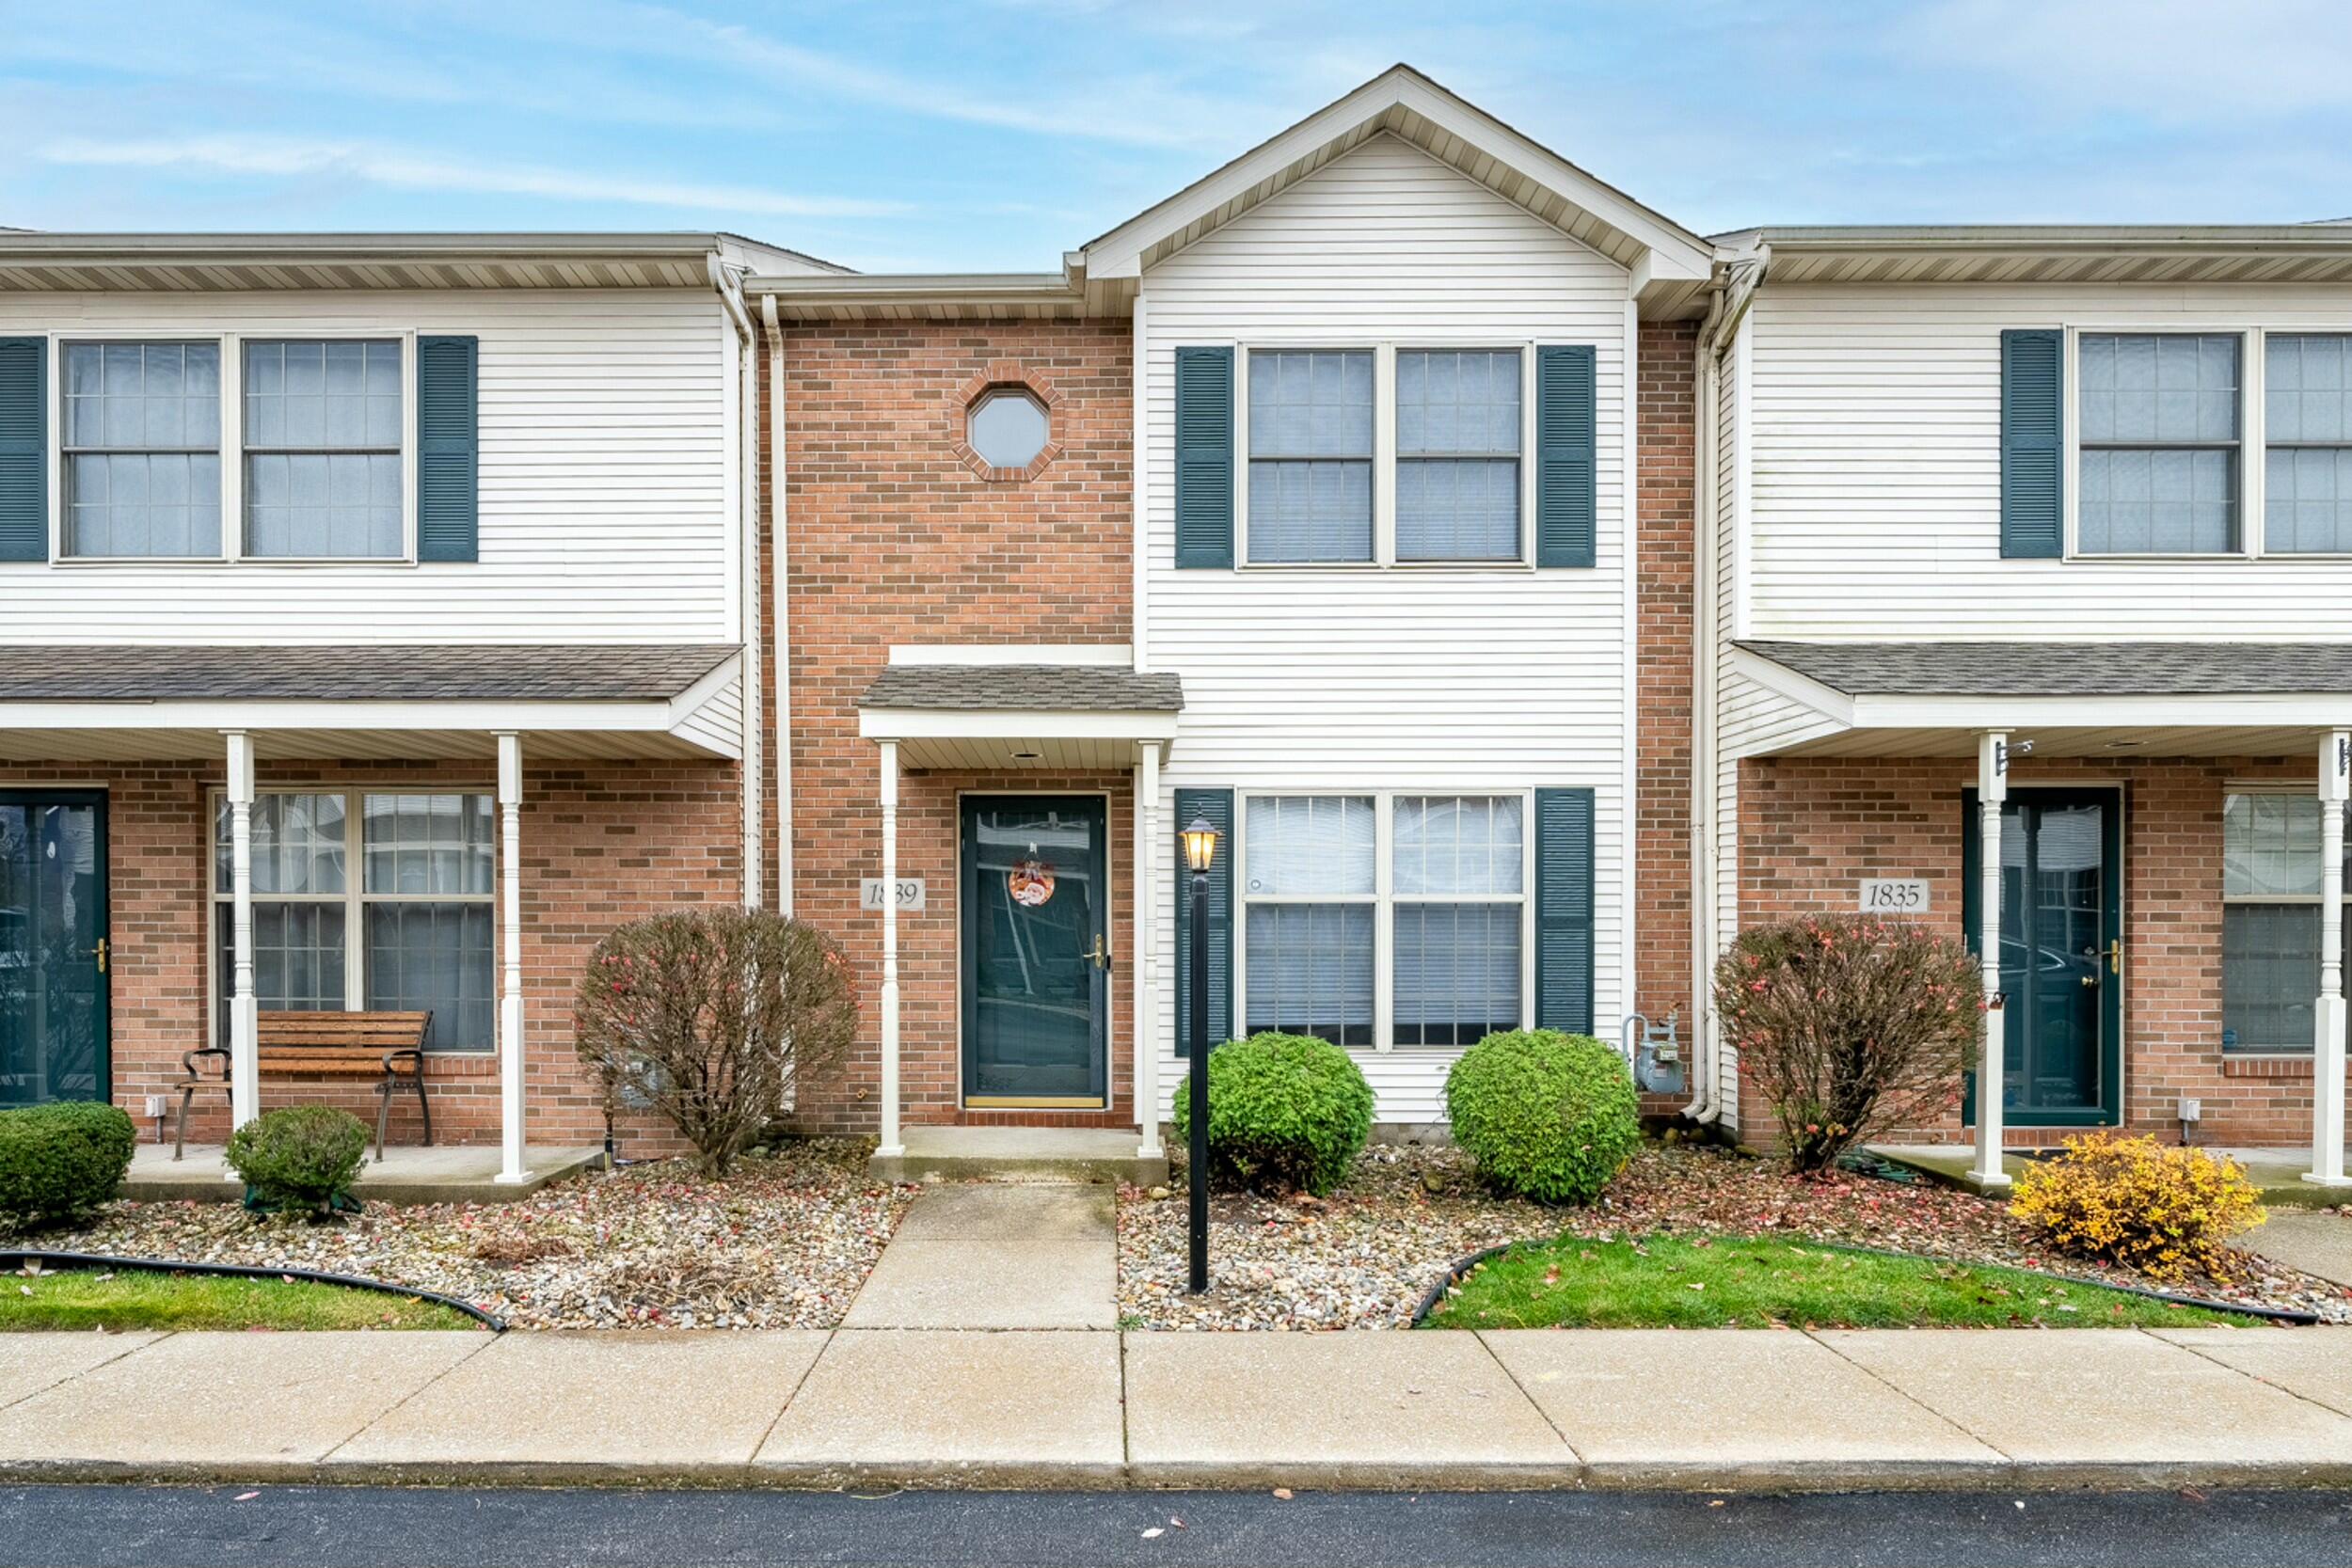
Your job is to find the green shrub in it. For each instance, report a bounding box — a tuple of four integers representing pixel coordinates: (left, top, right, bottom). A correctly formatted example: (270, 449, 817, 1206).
(226, 1106, 370, 1218)
(0, 1101, 135, 1230)
(1445, 1029, 1639, 1204)
(1171, 1031, 1374, 1196)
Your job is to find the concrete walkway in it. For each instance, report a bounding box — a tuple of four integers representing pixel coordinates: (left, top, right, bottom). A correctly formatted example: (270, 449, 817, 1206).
(8, 1325, 2352, 1491)
(842, 1183, 1116, 1330)
(2246, 1211, 2352, 1288)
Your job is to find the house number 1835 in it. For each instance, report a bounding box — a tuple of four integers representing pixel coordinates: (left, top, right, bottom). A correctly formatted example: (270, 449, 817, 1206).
(1858, 879, 1930, 912)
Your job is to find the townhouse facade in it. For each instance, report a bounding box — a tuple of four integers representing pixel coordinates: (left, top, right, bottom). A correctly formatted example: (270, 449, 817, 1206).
(3, 65, 2349, 1185)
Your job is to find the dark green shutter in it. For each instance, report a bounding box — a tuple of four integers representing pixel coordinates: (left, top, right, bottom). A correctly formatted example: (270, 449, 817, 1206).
(1535, 344, 1597, 567)
(1534, 787, 1596, 1035)
(417, 335, 479, 562)
(0, 337, 46, 562)
(1999, 328, 2063, 560)
(1174, 347, 1233, 568)
(1173, 786, 1234, 1056)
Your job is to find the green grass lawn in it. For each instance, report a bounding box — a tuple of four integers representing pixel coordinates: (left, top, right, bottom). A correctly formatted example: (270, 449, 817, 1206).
(0, 1269, 480, 1332)
(1422, 1234, 2271, 1330)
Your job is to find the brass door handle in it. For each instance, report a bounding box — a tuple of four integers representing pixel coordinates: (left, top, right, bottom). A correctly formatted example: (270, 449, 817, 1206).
(92, 938, 106, 975)
(2108, 938, 2124, 977)
(1087, 933, 1111, 969)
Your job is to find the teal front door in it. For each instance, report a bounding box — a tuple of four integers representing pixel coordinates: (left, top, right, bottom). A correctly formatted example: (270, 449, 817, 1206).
(0, 791, 110, 1109)
(1963, 787, 2122, 1126)
(962, 795, 1108, 1106)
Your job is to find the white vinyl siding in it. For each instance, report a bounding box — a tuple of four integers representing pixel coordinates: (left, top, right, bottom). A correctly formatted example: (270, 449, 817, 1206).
(0, 289, 739, 643)
(1743, 285, 2352, 640)
(1143, 133, 1633, 1124)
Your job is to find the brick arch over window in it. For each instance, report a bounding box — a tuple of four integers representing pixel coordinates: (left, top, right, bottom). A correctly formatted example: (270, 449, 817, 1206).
(951, 362, 1066, 483)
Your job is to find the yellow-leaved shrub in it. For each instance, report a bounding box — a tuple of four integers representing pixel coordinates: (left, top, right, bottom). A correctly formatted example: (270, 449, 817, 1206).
(2009, 1132, 2265, 1282)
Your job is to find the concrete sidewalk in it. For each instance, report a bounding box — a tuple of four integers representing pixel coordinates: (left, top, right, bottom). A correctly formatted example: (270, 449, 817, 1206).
(8, 1325, 2352, 1492)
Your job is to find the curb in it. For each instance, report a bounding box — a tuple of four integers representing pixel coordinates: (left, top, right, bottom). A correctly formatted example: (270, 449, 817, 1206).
(11, 1456, 2352, 1495)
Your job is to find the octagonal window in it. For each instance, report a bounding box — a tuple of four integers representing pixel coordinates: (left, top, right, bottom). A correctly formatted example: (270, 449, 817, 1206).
(967, 387, 1049, 470)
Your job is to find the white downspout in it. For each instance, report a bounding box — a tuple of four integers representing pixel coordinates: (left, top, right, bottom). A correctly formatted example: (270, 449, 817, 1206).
(709, 253, 764, 910)
(1683, 266, 1731, 1125)
(762, 293, 793, 915)
(1685, 242, 1768, 1127)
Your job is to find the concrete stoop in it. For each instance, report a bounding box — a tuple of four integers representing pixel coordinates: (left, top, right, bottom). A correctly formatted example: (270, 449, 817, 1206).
(122, 1144, 605, 1205)
(866, 1125, 1168, 1186)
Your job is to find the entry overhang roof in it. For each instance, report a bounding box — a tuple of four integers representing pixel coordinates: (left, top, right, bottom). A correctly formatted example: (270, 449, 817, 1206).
(0, 643, 746, 761)
(1739, 641, 2352, 699)
(860, 664, 1183, 714)
(858, 661, 1184, 771)
(1732, 641, 2352, 760)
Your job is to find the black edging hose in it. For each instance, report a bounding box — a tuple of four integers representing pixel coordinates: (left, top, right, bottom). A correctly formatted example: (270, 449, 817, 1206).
(0, 1249, 507, 1332)
(1408, 1236, 2320, 1327)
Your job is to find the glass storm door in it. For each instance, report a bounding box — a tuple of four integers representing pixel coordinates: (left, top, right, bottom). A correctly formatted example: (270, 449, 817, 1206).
(0, 792, 110, 1109)
(1963, 788, 2122, 1126)
(962, 796, 1108, 1106)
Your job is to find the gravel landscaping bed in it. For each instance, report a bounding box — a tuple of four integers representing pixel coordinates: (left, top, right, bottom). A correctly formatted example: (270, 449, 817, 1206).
(49, 1138, 906, 1329)
(1116, 1140, 2352, 1330)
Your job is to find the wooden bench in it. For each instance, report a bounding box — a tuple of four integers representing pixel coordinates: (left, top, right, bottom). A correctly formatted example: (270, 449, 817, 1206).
(175, 1010, 434, 1163)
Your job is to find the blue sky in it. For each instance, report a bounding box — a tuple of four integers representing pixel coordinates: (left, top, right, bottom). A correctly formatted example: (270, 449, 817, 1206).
(3, 1, 2347, 272)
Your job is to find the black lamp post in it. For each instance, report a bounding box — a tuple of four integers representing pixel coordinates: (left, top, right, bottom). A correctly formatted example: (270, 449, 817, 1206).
(1182, 815, 1220, 1293)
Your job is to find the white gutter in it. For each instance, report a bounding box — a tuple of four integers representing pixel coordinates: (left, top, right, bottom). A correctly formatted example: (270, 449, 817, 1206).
(762, 293, 794, 915)
(1685, 241, 1768, 1126)
(710, 253, 765, 910)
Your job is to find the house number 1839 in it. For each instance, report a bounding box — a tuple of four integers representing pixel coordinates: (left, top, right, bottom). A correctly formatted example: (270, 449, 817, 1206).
(860, 878, 927, 912)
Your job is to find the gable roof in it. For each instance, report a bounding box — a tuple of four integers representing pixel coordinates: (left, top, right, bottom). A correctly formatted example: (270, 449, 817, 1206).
(1077, 64, 1715, 315)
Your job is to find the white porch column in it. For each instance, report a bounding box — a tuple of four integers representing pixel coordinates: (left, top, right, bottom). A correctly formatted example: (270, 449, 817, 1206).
(494, 732, 529, 1184)
(224, 730, 259, 1148)
(877, 740, 903, 1159)
(1134, 742, 1162, 1158)
(2311, 729, 2352, 1187)
(1973, 730, 2011, 1191)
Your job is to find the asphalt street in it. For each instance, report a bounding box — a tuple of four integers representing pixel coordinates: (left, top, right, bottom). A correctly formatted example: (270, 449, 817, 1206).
(7, 1485, 2352, 1568)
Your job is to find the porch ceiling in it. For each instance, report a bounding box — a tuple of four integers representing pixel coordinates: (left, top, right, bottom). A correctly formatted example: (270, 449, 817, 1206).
(1762, 723, 2333, 761)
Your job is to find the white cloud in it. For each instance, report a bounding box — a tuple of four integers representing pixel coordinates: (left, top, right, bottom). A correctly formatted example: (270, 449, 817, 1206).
(602, 2, 1318, 152)
(35, 135, 906, 219)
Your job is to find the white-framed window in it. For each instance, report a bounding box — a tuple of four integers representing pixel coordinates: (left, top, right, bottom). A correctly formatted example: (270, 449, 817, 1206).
(60, 341, 223, 559)
(242, 340, 404, 559)
(2076, 332, 2241, 556)
(2064, 328, 2352, 560)
(1237, 343, 1537, 568)
(2220, 789, 2351, 1053)
(2265, 334, 2352, 555)
(1236, 790, 1531, 1051)
(209, 788, 496, 1053)
(49, 332, 417, 563)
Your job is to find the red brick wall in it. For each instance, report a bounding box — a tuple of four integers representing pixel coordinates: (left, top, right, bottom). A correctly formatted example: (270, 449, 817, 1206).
(8, 757, 741, 1153)
(1737, 752, 2337, 1148)
(1635, 322, 1698, 1114)
(777, 320, 1134, 1132)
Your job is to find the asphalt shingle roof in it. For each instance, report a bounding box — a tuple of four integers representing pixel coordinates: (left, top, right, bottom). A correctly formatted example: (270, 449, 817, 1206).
(859, 664, 1184, 712)
(1739, 641, 2352, 697)
(0, 645, 739, 703)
